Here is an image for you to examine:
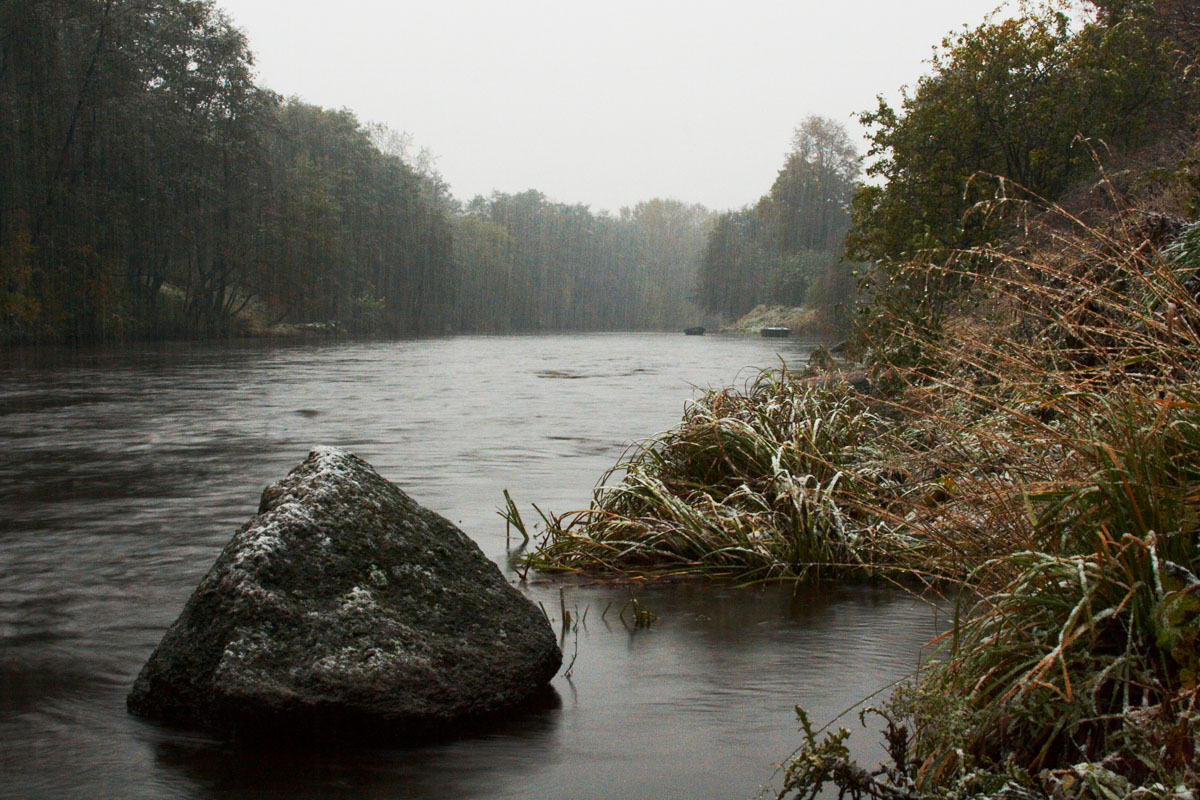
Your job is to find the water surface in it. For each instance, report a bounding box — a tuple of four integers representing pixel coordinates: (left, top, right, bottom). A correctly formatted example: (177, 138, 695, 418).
(0, 334, 940, 799)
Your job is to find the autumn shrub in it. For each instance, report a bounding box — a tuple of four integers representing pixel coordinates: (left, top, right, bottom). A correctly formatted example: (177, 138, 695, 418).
(776, 202, 1200, 798)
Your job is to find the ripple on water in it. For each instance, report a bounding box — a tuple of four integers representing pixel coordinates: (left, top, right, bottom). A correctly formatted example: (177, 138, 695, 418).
(0, 334, 939, 800)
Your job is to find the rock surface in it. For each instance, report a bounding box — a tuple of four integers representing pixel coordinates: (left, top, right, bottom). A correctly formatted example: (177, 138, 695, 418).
(722, 304, 818, 335)
(127, 447, 561, 738)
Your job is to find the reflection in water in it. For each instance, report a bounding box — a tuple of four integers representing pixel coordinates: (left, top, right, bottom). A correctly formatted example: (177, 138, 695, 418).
(151, 691, 565, 800)
(0, 334, 940, 799)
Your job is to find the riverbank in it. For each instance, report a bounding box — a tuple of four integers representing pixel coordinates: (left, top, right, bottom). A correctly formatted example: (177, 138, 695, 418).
(0, 314, 697, 348)
(525, 202, 1200, 797)
(720, 304, 836, 337)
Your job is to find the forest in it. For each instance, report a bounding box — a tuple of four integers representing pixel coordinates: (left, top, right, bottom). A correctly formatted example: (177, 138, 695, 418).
(0, 0, 727, 344)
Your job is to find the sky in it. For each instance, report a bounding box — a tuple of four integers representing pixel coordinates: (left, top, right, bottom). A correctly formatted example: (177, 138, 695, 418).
(217, 0, 1012, 214)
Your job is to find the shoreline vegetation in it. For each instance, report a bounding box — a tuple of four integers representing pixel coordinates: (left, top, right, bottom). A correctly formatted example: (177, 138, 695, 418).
(1, 3, 718, 347)
(721, 304, 827, 336)
(3, 1, 858, 349)
(523, 194, 1200, 800)
(518, 3, 1200, 796)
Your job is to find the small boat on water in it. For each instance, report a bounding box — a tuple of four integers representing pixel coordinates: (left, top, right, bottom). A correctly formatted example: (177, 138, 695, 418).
(760, 326, 790, 338)
(683, 326, 706, 336)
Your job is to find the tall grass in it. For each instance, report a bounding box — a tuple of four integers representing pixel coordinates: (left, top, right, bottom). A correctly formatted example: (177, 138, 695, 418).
(524, 373, 938, 582)
(777, 202, 1200, 796)
(524, 191, 1200, 795)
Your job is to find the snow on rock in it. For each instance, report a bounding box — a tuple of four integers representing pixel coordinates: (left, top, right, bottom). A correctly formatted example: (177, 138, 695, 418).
(126, 447, 561, 739)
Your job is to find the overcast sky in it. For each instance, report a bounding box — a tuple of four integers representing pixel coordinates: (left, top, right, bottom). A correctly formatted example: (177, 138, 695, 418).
(218, 0, 1011, 213)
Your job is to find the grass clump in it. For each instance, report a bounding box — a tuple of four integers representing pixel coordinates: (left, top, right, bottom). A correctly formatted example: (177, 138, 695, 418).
(523, 372, 915, 581)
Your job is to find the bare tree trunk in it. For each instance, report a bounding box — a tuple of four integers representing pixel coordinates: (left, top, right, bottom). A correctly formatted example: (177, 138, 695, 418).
(35, 0, 114, 241)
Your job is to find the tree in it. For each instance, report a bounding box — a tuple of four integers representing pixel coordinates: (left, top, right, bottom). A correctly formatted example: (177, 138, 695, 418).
(761, 116, 861, 255)
(848, 5, 1185, 265)
(0, 0, 270, 339)
(697, 116, 860, 322)
(452, 192, 711, 332)
(260, 101, 455, 334)
(618, 199, 713, 327)
(697, 209, 776, 318)
(0, 0, 457, 342)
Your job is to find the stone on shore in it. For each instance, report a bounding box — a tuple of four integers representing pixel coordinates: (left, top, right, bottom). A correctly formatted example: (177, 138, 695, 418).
(127, 447, 561, 738)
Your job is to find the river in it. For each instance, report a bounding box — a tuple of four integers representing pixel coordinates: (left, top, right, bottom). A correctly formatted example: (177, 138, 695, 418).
(0, 333, 941, 799)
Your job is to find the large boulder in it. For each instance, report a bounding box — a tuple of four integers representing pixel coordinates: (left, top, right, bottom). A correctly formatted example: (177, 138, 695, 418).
(127, 447, 561, 738)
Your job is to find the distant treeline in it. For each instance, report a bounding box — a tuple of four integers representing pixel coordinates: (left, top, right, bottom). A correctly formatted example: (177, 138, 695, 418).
(695, 116, 862, 329)
(0, 0, 713, 344)
(455, 194, 712, 333)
